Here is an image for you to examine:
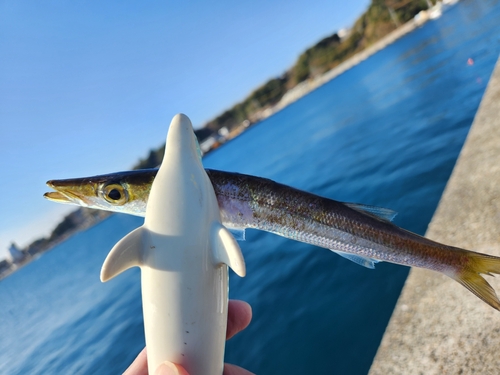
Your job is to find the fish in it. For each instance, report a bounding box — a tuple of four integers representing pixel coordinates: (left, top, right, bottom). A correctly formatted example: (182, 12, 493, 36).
(45, 167, 500, 310)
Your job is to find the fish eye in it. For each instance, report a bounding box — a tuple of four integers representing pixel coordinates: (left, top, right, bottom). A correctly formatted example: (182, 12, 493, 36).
(108, 188, 121, 200)
(101, 183, 128, 205)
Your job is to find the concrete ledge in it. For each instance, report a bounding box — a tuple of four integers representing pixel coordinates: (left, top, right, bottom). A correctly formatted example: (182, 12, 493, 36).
(369, 56, 500, 374)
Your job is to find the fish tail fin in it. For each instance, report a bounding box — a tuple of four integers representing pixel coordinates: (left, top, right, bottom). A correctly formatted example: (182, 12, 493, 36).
(451, 252, 500, 311)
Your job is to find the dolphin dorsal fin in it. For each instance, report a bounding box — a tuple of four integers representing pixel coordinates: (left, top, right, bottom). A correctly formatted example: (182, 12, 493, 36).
(211, 222, 246, 277)
(101, 226, 144, 282)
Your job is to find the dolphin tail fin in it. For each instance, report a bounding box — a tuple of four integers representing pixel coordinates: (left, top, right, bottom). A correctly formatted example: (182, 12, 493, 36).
(101, 226, 144, 282)
(211, 222, 246, 277)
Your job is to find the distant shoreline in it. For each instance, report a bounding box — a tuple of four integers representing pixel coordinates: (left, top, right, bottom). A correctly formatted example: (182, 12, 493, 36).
(226, 9, 433, 140)
(1, 4, 442, 280)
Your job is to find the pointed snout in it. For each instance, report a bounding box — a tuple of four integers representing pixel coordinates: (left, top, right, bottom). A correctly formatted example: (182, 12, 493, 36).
(164, 113, 200, 161)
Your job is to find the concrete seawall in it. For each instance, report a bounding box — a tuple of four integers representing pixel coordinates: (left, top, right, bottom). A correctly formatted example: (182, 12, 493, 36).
(369, 57, 500, 374)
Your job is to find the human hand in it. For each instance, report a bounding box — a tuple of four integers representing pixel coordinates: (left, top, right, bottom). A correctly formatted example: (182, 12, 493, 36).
(123, 300, 254, 375)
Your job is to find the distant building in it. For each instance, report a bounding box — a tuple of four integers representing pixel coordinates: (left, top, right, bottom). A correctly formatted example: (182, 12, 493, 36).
(218, 127, 229, 138)
(337, 28, 351, 41)
(8, 242, 25, 263)
(200, 136, 216, 154)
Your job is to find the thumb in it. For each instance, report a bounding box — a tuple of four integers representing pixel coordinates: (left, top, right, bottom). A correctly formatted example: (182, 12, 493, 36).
(154, 361, 189, 375)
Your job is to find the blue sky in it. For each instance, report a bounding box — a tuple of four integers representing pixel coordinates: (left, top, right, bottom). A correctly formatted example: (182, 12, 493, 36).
(0, 0, 369, 258)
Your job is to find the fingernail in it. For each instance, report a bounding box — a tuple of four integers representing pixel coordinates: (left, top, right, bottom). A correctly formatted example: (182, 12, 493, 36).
(154, 361, 179, 375)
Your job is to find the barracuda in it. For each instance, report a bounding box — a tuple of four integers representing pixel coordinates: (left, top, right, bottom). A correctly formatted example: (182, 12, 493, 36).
(45, 168, 500, 310)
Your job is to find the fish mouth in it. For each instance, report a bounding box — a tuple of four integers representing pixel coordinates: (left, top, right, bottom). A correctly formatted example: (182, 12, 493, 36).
(43, 191, 72, 203)
(44, 179, 93, 206)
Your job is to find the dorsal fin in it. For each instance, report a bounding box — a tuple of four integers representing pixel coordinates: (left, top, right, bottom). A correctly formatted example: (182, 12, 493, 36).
(344, 203, 397, 222)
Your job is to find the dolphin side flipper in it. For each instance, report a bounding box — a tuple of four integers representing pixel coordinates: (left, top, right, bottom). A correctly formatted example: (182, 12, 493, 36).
(211, 222, 246, 277)
(101, 226, 144, 282)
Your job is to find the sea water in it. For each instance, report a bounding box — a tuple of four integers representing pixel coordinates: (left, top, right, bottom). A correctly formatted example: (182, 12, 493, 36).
(1, 1, 500, 374)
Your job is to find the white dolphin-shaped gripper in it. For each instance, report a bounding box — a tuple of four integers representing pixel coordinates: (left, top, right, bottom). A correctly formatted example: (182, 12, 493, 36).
(100, 113, 246, 375)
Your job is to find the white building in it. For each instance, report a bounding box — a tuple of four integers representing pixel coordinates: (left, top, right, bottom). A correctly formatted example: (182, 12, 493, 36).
(8, 243, 25, 263)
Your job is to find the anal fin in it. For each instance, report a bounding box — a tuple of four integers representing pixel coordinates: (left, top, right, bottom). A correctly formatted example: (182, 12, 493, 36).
(331, 250, 380, 269)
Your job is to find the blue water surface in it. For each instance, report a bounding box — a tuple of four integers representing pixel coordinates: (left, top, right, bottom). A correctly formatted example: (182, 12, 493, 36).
(1, 1, 500, 374)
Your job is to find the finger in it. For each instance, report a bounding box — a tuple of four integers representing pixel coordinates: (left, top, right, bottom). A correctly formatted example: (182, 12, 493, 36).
(154, 362, 190, 375)
(123, 348, 148, 375)
(125, 300, 252, 374)
(226, 300, 252, 340)
(224, 363, 256, 375)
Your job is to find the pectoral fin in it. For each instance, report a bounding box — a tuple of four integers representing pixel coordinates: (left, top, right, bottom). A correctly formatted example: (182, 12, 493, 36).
(228, 227, 246, 241)
(211, 222, 246, 277)
(101, 226, 144, 282)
